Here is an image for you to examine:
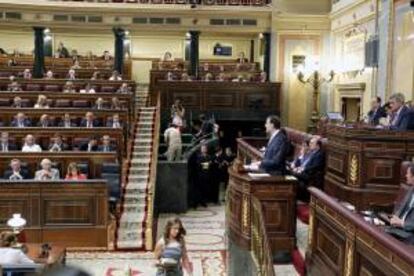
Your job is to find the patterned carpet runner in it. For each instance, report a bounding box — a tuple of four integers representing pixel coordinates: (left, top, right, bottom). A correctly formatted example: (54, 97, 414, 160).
(116, 104, 156, 249)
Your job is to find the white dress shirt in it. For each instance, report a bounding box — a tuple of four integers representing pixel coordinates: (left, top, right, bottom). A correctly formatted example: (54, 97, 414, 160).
(0, 248, 34, 265)
(22, 144, 42, 152)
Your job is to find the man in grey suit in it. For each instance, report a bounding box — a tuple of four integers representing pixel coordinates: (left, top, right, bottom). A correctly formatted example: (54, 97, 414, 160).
(388, 163, 414, 243)
(34, 158, 60, 180)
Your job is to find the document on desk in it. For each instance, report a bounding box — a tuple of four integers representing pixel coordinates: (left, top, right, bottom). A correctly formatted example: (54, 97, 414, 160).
(244, 164, 259, 171)
(248, 173, 271, 178)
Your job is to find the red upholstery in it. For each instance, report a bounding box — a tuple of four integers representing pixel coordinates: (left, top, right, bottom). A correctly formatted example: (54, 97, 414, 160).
(0, 99, 10, 106)
(25, 84, 41, 91)
(20, 99, 31, 107)
(100, 86, 115, 93)
(73, 100, 90, 108)
(44, 85, 60, 92)
(55, 99, 71, 107)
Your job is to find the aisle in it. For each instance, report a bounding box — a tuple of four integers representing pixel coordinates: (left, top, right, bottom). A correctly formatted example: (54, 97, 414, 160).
(66, 205, 226, 276)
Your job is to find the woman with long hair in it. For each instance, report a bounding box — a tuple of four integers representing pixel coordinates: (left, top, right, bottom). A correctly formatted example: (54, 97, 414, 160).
(65, 162, 87, 180)
(154, 218, 192, 276)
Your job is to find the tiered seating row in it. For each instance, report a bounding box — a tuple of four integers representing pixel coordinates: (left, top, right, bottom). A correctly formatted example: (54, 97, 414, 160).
(52, 0, 270, 6)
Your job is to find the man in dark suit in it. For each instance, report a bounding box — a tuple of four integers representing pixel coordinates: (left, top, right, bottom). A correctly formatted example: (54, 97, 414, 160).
(3, 159, 29, 180)
(389, 93, 414, 131)
(11, 112, 31, 128)
(80, 112, 100, 128)
(367, 96, 387, 125)
(80, 136, 99, 152)
(292, 136, 325, 201)
(98, 135, 115, 152)
(37, 114, 53, 128)
(106, 114, 122, 128)
(387, 163, 414, 244)
(251, 115, 289, 175)
(0, 132, 17, 152)
(196, 114, 214, 139)
(48, 134, 69, 152)
(58, 113, 77, 128)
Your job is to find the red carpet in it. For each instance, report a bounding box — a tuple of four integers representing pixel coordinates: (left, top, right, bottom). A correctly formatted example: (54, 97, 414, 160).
(297, 203, 309, 224)
(292, 248, 306, 276)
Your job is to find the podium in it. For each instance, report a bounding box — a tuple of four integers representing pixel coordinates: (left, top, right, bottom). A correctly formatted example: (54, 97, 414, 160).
(227, 138, 297, 263)
(325, 125, 414, 210)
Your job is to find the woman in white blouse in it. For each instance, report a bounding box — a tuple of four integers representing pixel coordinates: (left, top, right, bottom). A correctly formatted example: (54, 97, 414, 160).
(0, 231, 34, 265)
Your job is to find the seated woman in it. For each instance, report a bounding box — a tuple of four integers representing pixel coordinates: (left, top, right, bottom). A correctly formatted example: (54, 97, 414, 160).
(0, 231, 34, 265)
(63, 81, 76, 93)
(65, 162, 87, 180)
(34, 95, 49, 109)
(204, 73, 214, 82)
(180, 73, 192, 82)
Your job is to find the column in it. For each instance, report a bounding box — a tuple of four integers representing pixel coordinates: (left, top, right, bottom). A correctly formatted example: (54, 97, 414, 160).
(376, 0, 393, 100)
(188, 30, 200, 79)
(33, 27, 45, 78)
(263, 32, 271, 79)
(113, 28, 125, 74)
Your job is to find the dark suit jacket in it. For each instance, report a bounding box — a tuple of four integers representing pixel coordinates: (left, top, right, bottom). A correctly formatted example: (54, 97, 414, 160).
(10, 119, 31, 127)
(299, 149, 325, 180)
(57, 120, 77, 127)
(0, 143, 17, 151)
(37, 120, 54, 127)
(80, 143, 98, 152)
(98, 145, 115, 152)
(390, 106, 414, 131)
(3, 169, 29, 180)
(105, 119, 122, 128)
(367, 107, 387, 125)
(259, 131, 289, 175)
(394, 187, 414, 232)
(80, 119, 100, 127)
(48, 142, 69, 151)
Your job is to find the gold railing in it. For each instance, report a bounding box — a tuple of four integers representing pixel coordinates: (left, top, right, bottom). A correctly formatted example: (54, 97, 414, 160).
(251, 196, 275, 276)
(144, 91, 161, 250)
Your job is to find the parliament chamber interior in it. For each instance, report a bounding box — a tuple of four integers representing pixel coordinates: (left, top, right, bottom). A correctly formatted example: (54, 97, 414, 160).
(0, 0, 413, 275)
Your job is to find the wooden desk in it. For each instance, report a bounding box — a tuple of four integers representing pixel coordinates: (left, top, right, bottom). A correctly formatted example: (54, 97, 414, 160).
(0, 91, 134, 116)
(0, 108, 129, 134)
(227, 138, 297, 256)
(25, 243, 66, 265)
(0, 67, 114, 80)
(325, 125, 414, 210)
(0, 181, 108, 248)
(0, 152, 118, 179)
(0, 127, 126, 157)
(307, 187, 414, 275)
(155, 81, 281, 121)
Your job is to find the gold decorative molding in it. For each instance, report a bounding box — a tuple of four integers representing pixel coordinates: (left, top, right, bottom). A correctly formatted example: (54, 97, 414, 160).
(308, 207, 315, 248)
(242, 194, 250, 235)
(344, 239, 355, 276)
(349, 154, 359, 186)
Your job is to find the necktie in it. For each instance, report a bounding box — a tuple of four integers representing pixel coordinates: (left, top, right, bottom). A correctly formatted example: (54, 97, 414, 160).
(105, 146, 108, 152)
(2, 144, 6, 152)
(88, 144, 92, 152)
(88, 122, 92, 128)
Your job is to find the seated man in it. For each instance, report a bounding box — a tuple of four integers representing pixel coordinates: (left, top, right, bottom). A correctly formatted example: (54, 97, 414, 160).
(7, 76, 22, 92)
(62, 81, 76, 93)
(4, 159, 29, 180)
(288, 140, 310, 172)
(98, 135, 115, 152)
(292, 136, 325, 201)
(0, 132, 17, 152)
(388, 93, 414, 131)
(22, 69, 32, 80)
(106, 114, 122, 128)
(93, 97, 106, 110)
(109, 70, 122, 81)
(11, 112, 31, 128)
(34, 158, 60, 180)
(250, 115, 290, 175)
(44, 70, 54, 80)
(66, 69, 76, 80)
(80, 136, 99, 152)
(386, 163, 414, 244)
(37, 114, 53, 128)
(117, 83, 131, 94)
(367, 96, 386, 125)
(58, 113, 77, 128)
(80, 112, 100, 128)
(48, 134, 69, 152)
(11, 96, 23, 108)
(21, 134, 42, 152)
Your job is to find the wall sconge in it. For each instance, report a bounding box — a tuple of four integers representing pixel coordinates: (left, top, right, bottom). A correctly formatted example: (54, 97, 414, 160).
(297, 64, 335, 133)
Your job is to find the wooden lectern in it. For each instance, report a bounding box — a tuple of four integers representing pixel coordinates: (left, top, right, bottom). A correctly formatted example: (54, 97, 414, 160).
(227, 138, 297, 258)
(325, 125, 414, 210)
